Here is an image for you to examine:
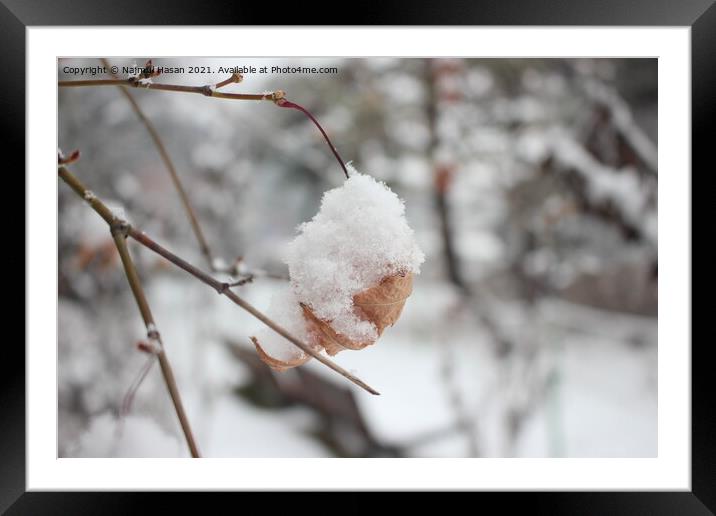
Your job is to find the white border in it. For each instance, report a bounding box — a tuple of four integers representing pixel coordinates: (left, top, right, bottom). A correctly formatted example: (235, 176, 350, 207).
(28, 27, 690, 490)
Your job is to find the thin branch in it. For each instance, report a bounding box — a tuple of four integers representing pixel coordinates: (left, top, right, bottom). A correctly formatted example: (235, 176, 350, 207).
(276, 99, 350, 179)
(99, 58, 215, 269)
(121, 351, 156, 417)
(130, 228, 379, 395)
(59, 77, 285, 102)
(61, 61, 349, 182)
(58, 165, 380, 396)
(111, 222, 201, 458)
(58, 148, 81, 165)
(95, 59, 343, 274)
(213, 73, 244, 89)
(227, 275, 254, 287)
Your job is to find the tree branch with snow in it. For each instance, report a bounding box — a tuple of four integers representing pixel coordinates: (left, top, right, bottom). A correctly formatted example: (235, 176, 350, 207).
(58, 163, 381, 396)
(75, 58, 349, 281)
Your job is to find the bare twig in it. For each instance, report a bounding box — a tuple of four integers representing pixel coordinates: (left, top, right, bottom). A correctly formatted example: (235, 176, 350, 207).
(62, 59, 349, 182)
(58, 148, 81, 165)
(276, 99, 350, 179)
(99, 58, 215, 269)
(121, 352, 156, 417)
(228, 275, 254, 287)
(94, 59, 344, 274)
(59, 77, 285, 102)
(61, 159, 201, 456)
(112, 222, 201, 458)
(213, 73, 244, 89)
(58, 165, 380, 396)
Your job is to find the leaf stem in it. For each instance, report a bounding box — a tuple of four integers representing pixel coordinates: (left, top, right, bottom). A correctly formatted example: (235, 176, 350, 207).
(276, 99, 350, 180)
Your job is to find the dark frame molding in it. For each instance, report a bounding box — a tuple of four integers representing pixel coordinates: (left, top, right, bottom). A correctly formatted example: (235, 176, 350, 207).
(6, 1, 712, 513)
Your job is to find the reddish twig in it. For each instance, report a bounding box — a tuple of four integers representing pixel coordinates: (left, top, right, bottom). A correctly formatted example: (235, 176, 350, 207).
(61, 60, 349, 182)
(276, 99, 350, 180)
(121, 352, 156, 418)
(58, 148, 81, 166)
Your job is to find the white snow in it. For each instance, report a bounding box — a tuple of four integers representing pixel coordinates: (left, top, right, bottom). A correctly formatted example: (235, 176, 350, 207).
(211, 257, 228, 271)
(202, 396, 329, 457)
(68, 413, 186, 457)
(253, 286, 313, 362)
(550, 130, 655, 244)
(284, 165, 425, 343)
(105, 200, 128, 223)
(582, 78, 658, 173)
(60, 273, 656, 458)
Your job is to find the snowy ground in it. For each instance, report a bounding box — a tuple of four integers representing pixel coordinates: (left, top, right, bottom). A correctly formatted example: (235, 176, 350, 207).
(62, 269, 656, 458)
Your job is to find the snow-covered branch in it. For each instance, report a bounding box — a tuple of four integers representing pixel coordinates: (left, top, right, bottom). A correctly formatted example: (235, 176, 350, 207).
(582, 78, 658, 174)
(58, 164, 380, 396)
(550, 129, 657, 246)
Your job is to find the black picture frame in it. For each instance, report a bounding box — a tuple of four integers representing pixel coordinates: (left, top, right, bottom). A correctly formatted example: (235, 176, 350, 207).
(6, 0, 712, 513)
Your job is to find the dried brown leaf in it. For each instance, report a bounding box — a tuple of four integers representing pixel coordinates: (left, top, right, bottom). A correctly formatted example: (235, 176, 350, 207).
(251, 336, 312, 372)
(303, 272, 413, 356)
(253, 272, 413, 369)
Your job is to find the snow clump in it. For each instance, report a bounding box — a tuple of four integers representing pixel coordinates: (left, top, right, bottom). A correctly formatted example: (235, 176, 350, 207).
(255, 164, 424, 356)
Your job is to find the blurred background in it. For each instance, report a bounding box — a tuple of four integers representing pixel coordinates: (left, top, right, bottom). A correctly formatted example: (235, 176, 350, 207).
(58, 57, 657, 458)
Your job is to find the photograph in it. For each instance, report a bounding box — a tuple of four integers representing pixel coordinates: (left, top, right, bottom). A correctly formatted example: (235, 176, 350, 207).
(57, 56, 658, 459)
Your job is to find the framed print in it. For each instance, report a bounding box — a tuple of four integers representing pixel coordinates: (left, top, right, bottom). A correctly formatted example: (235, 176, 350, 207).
(6, 0, 714, 512)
